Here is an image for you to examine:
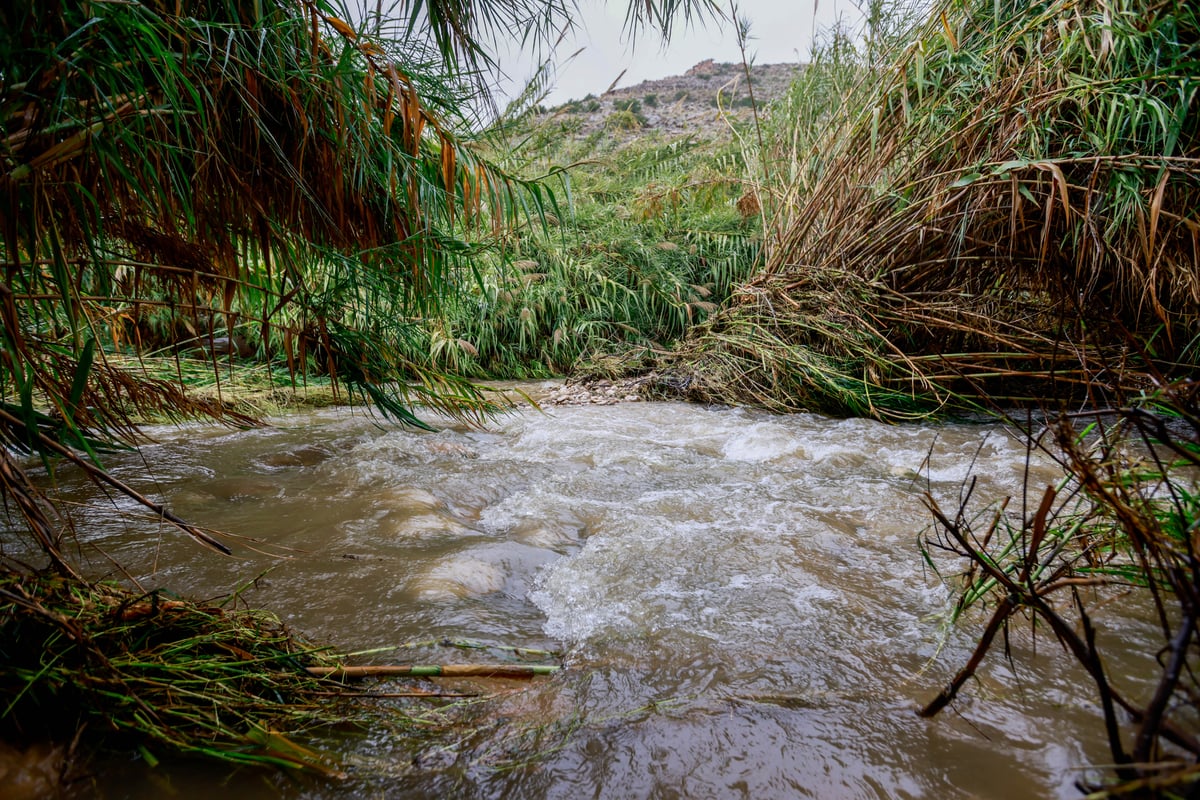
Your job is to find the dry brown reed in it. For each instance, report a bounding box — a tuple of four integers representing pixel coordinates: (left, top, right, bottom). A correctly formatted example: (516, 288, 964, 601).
(674, 0, 1200, 418)
(921, 378, 1200, 796)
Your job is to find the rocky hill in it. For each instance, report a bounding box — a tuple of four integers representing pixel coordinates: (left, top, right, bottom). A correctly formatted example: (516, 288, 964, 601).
(545, 60, 802, 141)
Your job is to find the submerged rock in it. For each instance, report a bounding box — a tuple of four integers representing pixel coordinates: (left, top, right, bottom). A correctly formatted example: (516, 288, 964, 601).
(423, 440, 479, 459)
(374, 486, 444, 512)
(200, 476, 280, 501)
(0, 741, 64, 800)
(256, 446, 332, 469)
(384, 512, 472, 540)
(412, 557, 506, 600)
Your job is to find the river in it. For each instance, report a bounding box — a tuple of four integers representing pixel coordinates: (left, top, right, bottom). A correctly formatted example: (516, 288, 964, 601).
(33, 388, 1157, 798)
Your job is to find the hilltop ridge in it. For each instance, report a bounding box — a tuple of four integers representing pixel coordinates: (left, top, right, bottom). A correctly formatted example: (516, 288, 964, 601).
(545, 60, 802, 140)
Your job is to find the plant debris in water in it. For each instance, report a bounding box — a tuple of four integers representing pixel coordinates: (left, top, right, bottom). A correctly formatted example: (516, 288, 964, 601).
(921, 380, 1200, 797)
(0, 572, 351, 774)
(0, 571, 567, 785)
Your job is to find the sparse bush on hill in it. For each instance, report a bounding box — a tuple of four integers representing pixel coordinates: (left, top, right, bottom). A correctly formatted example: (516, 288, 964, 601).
(605, 109, 644, 131)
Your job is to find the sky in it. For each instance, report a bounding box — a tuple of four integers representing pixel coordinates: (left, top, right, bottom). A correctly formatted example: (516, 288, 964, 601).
(493, 0, 862, 106)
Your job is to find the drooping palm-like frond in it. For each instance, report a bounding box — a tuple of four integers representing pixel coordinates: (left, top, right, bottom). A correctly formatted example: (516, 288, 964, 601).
(367, 0, 720, 82)
(0, 0, 565, 567)
(0, 0, 726, 774)
(0, 0, 725, 567)
(621, 0, 721, 41)
(676, 0, 1200, 418)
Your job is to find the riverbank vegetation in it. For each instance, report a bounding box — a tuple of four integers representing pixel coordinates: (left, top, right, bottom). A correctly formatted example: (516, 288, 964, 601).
(2, 0, 1199, 794)
(413, 129, 759, 379)
(699, 0, 1197, 793)
(669, 0, 1200, 420)
(709, 0, 1199, 794)
(0, 0, 713, 781)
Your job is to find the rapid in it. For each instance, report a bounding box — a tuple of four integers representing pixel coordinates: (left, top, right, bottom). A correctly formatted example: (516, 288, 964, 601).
(37, 388, 1155, 798)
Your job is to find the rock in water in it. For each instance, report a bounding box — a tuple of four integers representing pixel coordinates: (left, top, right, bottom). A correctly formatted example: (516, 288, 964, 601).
(0, 741, 64, 800)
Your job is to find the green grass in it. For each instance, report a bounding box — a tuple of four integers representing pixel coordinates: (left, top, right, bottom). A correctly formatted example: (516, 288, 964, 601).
(101, 352, 343, 421)
(407, 121, 763, 380)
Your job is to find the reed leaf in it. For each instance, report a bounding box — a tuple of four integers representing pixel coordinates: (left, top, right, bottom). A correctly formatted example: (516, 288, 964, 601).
(0, 0, 565, 566)
(676, 0, 1200, 419)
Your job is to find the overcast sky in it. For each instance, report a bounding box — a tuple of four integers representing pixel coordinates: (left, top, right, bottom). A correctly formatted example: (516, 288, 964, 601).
(493, 0, 862, 106)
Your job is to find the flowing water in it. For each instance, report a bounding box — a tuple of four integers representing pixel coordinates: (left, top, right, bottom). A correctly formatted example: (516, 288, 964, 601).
(14, 388, 1161, 798)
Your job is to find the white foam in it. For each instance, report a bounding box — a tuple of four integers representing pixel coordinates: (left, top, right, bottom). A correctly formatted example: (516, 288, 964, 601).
(720, 422, 804, 462)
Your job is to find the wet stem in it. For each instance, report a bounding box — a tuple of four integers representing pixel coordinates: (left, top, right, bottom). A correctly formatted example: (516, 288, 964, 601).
(919, 385, 1200, 793)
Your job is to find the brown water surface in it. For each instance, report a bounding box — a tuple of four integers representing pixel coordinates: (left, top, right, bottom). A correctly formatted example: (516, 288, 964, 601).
(13, 391, 1158, 798)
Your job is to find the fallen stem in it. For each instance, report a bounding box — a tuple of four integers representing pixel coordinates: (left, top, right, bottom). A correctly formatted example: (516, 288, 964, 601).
(306, 664, 561, 680)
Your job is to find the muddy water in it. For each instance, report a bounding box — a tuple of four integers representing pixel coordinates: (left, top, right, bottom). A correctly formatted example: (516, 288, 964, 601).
(24, 391, 1158, 798)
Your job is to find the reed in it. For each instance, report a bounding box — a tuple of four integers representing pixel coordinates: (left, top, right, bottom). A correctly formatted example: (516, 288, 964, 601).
(0, 569, 571, 776)
(920, 379, 1200, 796)
(420, 125, 761, 379)
(0, 571, 348, 773)
(674, 0, 1200, 419)
(0, 0, 717, 776)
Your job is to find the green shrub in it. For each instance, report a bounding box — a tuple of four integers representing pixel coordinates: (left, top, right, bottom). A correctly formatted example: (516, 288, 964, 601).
(605, 110, 643, 131)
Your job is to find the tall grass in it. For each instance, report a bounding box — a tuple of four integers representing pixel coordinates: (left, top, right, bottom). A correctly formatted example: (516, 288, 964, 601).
(673, 0, 1200, 419)
(418, 119, 762, 379)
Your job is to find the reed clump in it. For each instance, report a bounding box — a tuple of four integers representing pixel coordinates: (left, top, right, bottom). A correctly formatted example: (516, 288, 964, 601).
(434, 127, 760, 380)
(673, 0, 1200, 418)
(0, 567, 567, 780)
(0, 571, 348, 774)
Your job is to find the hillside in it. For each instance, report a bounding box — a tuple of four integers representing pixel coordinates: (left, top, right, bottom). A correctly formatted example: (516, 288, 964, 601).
(545, 60, 802, 140)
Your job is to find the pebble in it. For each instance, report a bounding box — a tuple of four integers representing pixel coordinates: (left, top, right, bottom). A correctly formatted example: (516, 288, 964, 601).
(544, 378, 646, 406)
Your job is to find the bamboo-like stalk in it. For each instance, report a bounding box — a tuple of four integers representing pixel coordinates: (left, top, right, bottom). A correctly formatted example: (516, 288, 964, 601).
(306, 664, 561, 679)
